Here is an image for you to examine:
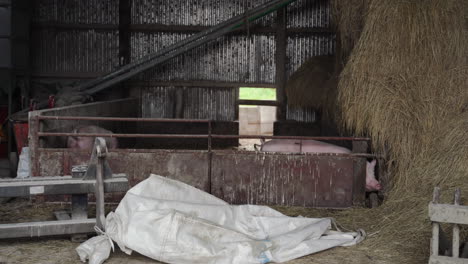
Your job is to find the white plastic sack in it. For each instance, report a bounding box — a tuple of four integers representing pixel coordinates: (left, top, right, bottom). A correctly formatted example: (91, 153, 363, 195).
(78, 174, 364, 264)
(16, 147, 31, 178)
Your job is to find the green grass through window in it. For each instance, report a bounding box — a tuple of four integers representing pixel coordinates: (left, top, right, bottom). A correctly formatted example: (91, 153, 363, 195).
(239, 87, 276, 101)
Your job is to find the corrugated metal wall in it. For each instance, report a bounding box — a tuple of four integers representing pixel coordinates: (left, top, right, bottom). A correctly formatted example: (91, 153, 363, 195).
(30, 0, 334, 122)
(141, 86, 236, 121)
(31, 0, 120, 76)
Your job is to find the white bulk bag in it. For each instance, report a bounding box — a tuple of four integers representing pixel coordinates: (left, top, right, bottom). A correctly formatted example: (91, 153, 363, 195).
(78, 174, 364, 264)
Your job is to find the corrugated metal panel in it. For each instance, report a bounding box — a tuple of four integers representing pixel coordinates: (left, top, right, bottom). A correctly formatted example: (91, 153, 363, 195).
(287, 0, 330, 28)
(33, 0, 118, 24)
(31, 30, 120, 73)
(286, 35, 335, 77)
(141, 86, 176, 118)
(131, 0, 274, 26)
(132, 33, 276, 84)
(141, 86, 236, 121)
(286, 105, 316, 122)
(30, 0, 334, 123)
(183, 87, 236, 121)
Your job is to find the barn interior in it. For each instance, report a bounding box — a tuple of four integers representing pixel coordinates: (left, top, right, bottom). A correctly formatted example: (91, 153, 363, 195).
(0, 0, 467, 263)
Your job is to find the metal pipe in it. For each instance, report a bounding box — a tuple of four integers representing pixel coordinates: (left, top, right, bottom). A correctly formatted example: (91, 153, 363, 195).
(38, 132, 370, 142)
(212, 135, 371, 141)
(38, 115, 210, 123)
(38, 132, 210, 139)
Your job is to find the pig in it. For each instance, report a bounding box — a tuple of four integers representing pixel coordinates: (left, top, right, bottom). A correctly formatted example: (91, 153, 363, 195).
(260, 139, 382, 192)
(67, 125, 118, 150)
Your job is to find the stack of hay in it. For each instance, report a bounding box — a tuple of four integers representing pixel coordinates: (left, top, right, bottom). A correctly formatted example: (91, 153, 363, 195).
(332, 0, 468, 261)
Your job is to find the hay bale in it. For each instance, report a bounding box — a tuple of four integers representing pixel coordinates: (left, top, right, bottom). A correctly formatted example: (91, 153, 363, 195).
(285, 55, 335, 109)
(331, 0, 468, 261)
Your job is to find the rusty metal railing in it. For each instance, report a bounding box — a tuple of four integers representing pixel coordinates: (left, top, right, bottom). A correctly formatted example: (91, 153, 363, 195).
(31, 115, 376, 178)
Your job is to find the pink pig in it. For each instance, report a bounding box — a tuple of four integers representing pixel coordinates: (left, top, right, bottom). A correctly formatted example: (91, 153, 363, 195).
(67, 125, 118, 150)
(260, 139, 382, 192)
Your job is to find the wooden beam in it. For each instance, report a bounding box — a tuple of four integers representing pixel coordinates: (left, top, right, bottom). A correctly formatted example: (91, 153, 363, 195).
(0, 219, 96, 239)
(237, 100, 279, 106)
(31, 22, 333, 35)
(126, 80, 276, 88)
(0, 176, 128, 197)
(119, 0, 131, 66)
(429, 203, 468, 225)
(275, 7, 287, 120)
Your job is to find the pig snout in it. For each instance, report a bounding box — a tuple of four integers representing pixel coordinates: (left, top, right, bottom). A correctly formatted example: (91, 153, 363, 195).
(67, 126, 118, 150)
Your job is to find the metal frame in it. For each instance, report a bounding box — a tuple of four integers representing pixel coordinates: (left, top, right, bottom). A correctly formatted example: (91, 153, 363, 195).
(0, 137, 129, 239)
(29, 113, 375, 207)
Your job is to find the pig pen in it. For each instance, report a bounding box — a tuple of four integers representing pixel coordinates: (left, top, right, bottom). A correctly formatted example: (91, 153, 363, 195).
(28, 98, 374, 208)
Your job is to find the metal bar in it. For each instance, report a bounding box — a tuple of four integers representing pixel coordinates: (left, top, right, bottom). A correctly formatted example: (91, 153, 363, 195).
(127, 81, 276, 88)
(211, 135, 371, 141)
(38, 132, 371, 141)
(237, 100, 280, 106)
(0, 177, 128, 197)
(0, 219, 96, 239)
(39, 132, 211, 139)
(38, 116, 210, 123)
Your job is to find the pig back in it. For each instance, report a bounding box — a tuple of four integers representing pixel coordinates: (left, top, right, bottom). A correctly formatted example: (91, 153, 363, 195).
(67, 125, 118, 149)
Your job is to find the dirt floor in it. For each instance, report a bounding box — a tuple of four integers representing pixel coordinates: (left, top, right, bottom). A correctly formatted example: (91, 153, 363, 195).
(0, 198, 410, 264)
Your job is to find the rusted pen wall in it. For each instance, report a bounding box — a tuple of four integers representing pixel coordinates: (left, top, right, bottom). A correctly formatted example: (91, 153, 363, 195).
(30, 0, 334, 122)
(36, 149, 365, 208)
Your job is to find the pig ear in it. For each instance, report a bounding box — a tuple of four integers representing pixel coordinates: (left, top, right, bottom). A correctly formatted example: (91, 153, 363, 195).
(370, 159, 377, 166)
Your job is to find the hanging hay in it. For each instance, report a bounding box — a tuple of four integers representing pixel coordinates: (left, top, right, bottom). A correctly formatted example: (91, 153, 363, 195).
(285, 55, 335, 109)
(330, 0, 369, 68)
(330, 0, 468, 262)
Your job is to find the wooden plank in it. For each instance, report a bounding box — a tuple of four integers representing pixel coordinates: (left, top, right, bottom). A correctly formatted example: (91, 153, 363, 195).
(429, 255, 468, 264)
(0, 177, 128, 197)
(429, 203, 468, 225)
(432, 222, 440, 257)
(0, 219, 96, 239)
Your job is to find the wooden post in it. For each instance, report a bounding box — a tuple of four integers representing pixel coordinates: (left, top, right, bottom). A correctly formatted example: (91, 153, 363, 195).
(453, 188, 461, 258)
(275, 7, 287, 121)
(431, 187, 440, 257)
(119, 0, 131, 66)
(71, 166, 88, 242)
(28, 113, 40, 176)
(352, 141, 368, 206)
